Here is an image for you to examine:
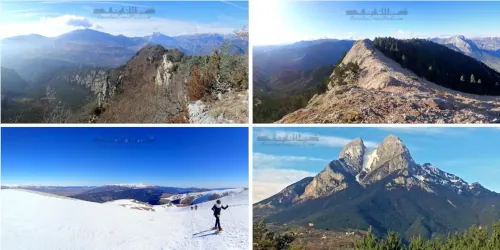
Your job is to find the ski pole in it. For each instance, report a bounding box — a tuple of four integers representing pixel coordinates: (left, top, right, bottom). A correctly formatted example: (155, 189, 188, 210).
(228, 206, 235, 223)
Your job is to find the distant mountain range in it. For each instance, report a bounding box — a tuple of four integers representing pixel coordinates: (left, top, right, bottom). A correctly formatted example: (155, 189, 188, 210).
(1, 28, 248, 82)
(254, 136, 500, 242)
(1, 184, 213, 205)
(431, 35, 500, 73)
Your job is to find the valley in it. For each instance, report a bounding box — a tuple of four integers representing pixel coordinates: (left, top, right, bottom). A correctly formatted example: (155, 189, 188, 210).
(252, 40, 354, 123)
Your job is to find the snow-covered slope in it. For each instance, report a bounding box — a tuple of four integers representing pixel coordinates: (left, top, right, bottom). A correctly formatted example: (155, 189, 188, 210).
(1, 189, 249, 250)
(163, 188, 247, 205)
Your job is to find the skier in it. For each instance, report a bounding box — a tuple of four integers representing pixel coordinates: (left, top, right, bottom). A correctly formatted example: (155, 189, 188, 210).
(191, 206, 193, 210)
(195, 205, 198, 210)
(211, 200, 228, 232)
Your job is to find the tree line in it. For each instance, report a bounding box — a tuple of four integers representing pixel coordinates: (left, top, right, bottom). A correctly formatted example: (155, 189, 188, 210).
(356, 221, 500, 250)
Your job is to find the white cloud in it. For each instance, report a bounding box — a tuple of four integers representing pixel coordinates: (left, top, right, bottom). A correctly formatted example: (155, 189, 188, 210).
(253, 152, 328, 169)
(376, 127, 471, 135)
(3, 8, 41, 13)
(40, 15, 100, 29)
(255, 129, 378, 148)
(88, 2, 151, 8)
(220, 0, 248, 10)
(253, 168, 315, 203)
(94, 17, 235, 37)
(0, 6, 241, 38)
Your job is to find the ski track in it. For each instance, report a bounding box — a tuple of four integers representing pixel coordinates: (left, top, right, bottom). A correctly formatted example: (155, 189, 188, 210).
(1, 189, 249, 250)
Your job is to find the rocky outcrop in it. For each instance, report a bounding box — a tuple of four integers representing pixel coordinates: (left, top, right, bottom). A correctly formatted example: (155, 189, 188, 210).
(155, 54, 176, 87)
(358, 135, 416, 184)
(339, 138, 366, 174)
(66, 68, 122, 107)
(64, 45, 188, 122)
(300, 161, 350, 200)
(187, 100, 233, 124)
(278, 39, 500, 124)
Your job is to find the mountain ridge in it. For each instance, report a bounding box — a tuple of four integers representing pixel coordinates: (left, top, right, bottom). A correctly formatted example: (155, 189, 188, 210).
(278, 38, 500, 124)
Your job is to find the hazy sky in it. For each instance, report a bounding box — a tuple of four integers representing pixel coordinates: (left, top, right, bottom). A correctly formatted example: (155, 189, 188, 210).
(253, 127, 500, 202)
(251, 1, 500, 45)
(1, 127, 249, 188)
(0, 1, 248, 38)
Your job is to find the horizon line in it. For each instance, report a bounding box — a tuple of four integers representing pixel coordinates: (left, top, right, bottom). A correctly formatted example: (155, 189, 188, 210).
(1, 183, 248, 189)
(252, 34, 500, 47)
(0, 28, 240, 40)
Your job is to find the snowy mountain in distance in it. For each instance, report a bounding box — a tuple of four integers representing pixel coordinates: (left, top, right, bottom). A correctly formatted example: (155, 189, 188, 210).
(107, 184, 154, 188)
(164, 188, 248, 205)
(2, 188, 249, 249)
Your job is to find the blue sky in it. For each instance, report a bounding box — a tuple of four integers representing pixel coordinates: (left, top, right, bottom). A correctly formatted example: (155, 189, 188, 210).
(0, 1, 248, 38)
(252, 1, 500, 45)
(1, 127, 249, 188)
(253, 127, 500, 201)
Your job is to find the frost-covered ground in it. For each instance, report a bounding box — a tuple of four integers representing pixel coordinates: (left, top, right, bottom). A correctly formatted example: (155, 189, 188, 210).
(1, 189, 249, 250)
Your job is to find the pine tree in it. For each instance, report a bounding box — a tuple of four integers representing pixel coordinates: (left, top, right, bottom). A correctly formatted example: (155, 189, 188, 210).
(470, 74, 476, 84)
(355, 226, 379, 250)
(460, 75, 465, 82)
(409, 235, 425, 250)
(381, 231, 403, 250)
(478, 79, 482, 84)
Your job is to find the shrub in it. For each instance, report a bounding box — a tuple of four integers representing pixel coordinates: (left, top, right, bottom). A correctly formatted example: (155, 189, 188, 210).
(187, 66, 210, 101)
(254, 221, 297, 250)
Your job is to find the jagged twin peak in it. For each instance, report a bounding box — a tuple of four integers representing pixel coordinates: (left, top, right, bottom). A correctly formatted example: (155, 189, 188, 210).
(357, 135, 417, 184)
(338, 135, 416, 183)
(300, 135, 417, 200)
(298, 135, 491, 201)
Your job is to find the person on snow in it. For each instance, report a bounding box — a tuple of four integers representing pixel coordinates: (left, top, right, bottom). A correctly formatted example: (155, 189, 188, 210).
(211, 200, 228, 231)
(191, 206, 193, 210)
(195, 205, 198, 210)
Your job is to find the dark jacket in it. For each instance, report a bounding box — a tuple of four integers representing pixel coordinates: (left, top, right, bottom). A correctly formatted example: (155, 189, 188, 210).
(211, 204, 228, 216)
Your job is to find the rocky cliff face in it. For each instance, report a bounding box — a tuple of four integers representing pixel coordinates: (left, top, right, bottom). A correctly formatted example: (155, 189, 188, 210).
(278, 39, 500, 124)
(62, 45, 189, 122)
(358, 135, 416, 184)
(300, 161, 350, 200)
(66, 68, 122, 107)
(338, 138, 366, 174)
(155, 54, 176, 88)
